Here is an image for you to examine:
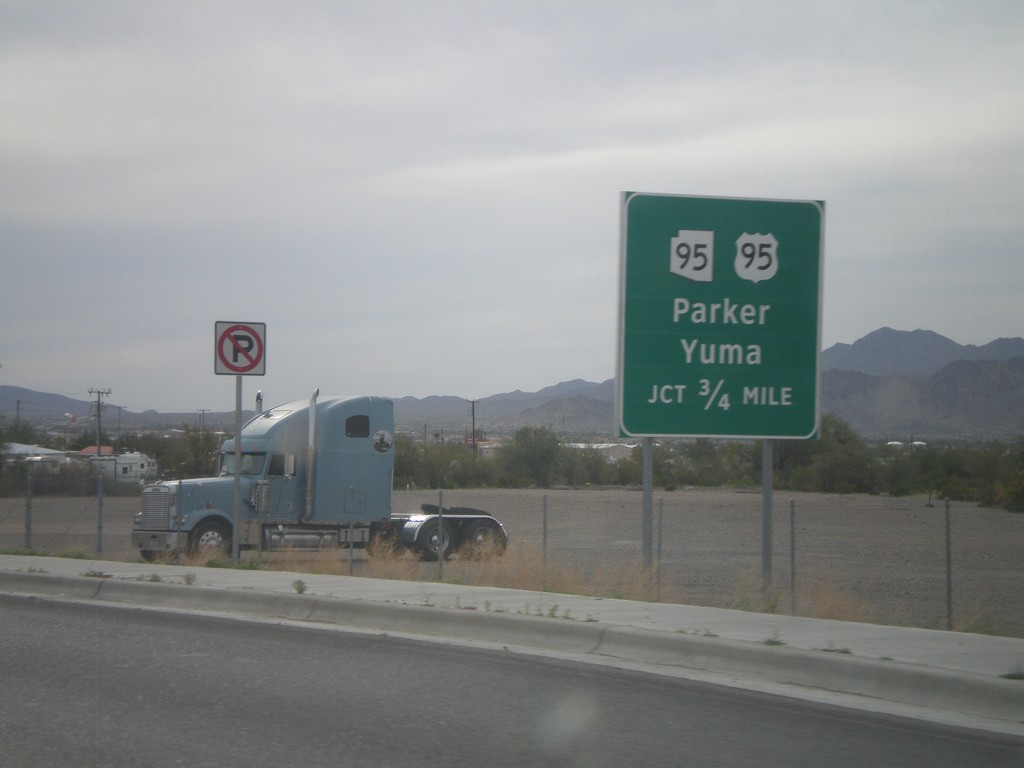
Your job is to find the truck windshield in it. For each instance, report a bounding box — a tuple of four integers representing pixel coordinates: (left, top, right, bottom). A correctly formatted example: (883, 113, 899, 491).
(220, 452, 266, 476)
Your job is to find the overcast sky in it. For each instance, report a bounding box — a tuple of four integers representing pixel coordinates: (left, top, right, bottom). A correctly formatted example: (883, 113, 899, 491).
(1, 1, 1021, 413)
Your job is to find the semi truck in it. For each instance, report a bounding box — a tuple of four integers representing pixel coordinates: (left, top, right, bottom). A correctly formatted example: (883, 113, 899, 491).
(132, 390, 507, 562)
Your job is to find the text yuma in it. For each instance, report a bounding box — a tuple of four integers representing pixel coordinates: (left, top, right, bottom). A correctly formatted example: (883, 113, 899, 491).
(680, 339, 762, 365)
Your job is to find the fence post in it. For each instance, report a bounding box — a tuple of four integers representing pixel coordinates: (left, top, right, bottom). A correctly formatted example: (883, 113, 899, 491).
(542, 494, 548, 574)
(349, 517, 355, 576)
(656, 497, 663, 601)
(95, 461, 104, 555)
(437, 490, 444, 581)
(176, 480, 183, 566)
(25, 462, 33, 550)
(945, 499, 953, 631)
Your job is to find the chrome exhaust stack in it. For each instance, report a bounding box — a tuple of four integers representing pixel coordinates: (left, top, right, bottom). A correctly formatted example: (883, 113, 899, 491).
(304, 388, 319, 521)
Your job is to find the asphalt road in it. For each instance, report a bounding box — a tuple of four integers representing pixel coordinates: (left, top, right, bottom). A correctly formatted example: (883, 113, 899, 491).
(2, 595, 1021, 768)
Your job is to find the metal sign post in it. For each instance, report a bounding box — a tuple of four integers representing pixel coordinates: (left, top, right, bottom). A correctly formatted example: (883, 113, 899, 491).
(215, 321, 266, 562)
(233, 375, 242, 562)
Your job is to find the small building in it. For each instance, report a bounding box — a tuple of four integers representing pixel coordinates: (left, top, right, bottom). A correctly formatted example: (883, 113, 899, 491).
(0, 443, 70, 474)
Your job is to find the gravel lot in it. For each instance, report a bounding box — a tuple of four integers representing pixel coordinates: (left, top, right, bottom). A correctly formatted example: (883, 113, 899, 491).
(2, 487, 1022, 637)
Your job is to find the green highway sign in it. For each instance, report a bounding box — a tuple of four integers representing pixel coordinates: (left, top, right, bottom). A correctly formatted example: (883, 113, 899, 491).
(617, 192, 824, 439)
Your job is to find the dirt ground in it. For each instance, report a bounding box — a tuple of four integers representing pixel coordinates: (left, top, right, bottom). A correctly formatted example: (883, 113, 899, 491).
(2, 487, 1022, 637)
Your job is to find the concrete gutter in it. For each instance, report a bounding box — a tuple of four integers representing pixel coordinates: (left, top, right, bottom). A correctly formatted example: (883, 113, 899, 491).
(2, 556, 1022, 737)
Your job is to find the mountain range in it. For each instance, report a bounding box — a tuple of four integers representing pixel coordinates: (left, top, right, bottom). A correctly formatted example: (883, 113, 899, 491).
(3, 328, 1023, 442)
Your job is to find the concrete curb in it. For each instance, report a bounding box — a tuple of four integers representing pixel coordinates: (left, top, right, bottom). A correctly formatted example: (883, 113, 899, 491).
(4, 570, 1023, 729)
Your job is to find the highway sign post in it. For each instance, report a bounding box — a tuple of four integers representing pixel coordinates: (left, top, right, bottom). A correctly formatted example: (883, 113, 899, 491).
(617, 192, 824, 580)
(215, 321, 267, 561)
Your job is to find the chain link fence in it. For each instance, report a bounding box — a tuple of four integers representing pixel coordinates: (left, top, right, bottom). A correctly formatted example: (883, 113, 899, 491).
(396, 488, 1024, 637)
(2, 482, 1022, 637)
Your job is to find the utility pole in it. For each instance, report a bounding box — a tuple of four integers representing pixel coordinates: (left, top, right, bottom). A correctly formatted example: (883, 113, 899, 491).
(89, 388, 112, 554)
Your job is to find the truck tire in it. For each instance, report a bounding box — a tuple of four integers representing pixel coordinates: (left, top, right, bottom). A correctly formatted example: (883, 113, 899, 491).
(417, 518, 453, 561)
(460, 520, 507, 559)
(189, 519, 232, 557)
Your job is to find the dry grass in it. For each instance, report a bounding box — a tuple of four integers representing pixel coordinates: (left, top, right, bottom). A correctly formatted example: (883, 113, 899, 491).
(4, 490, 1022, 636)
(205, 547, 970, 631)
(202, 544, 694, 606)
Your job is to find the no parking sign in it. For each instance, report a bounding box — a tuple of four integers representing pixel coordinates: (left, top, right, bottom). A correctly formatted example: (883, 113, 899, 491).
(215, 321, 266, 375)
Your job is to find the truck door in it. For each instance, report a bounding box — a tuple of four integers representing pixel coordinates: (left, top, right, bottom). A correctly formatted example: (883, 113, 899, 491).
(259, 453, 301, 521)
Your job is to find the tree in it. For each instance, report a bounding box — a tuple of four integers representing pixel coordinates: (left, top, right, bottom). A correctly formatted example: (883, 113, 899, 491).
(773, 414, 878, 494)
(393, 434, 423, 489)
(995, 438, 1024, 511)
(152, 426, 222, 479)
(498, 426, 561, 487)
(559, 445, 610, 487)
(0, 421, 40, 447)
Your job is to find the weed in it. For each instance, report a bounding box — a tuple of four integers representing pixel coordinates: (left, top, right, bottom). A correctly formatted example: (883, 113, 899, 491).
(727, 566, 877, 625)
(762, 630, 785, 646)
(1001, 661, 1024, 680)
(81, 569, 111, 578)
(183, 573, 196, 585)
(292, 579, 307, 595)
(140, 573, 162, 583)
(203, 557, 264, 570)
(0, 548, 54, 557)
(819, 644, 852, 654)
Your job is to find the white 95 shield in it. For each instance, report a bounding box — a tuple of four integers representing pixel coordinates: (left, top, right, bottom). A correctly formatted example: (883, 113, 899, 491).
(669, 229, 714, 282)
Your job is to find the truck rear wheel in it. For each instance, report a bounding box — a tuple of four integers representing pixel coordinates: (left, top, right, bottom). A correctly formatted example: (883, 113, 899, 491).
(189, 520, 232, 557)
(417, 519, 453, 561)
(460, 520, 507, 560)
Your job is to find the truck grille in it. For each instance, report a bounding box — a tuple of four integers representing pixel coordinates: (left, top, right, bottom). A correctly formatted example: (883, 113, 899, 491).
(141, 486, 171, 529)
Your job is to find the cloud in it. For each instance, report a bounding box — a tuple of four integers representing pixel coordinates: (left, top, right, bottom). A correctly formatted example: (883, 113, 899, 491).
(1, 1, 1022, 411)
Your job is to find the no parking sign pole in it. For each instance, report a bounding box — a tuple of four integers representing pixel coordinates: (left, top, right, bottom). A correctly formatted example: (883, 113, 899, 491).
(215, 322, 266, 561)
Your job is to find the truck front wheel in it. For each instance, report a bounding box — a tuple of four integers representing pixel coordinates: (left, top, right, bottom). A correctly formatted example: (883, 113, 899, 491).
(189, 520, 232, 557)
(417, 519, 453, 561)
